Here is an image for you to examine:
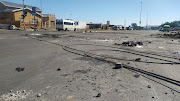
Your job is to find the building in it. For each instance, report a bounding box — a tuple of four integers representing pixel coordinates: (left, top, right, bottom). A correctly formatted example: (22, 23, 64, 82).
(109, 25, 115, 30)
(0, 1, 42, 29)
(102, 24, 109, 29)
(42, 14, 56, 30)
(75, 21, 86, 29)
(107, 21, 110, 25)
(86, 22, 102, 29)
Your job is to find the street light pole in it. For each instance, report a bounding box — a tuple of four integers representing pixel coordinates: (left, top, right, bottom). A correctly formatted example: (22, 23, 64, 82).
(139, 2, 143, 30)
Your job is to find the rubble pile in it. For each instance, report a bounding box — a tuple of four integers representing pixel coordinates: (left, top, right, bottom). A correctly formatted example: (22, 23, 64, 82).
(163, 33, 180, 38)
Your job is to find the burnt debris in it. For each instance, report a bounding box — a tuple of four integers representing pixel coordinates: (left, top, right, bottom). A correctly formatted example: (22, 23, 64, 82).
(15, 67, 25, 72)
(115, 41, 143, 47)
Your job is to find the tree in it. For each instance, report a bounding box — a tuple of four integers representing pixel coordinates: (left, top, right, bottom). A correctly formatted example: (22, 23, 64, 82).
(160, 21, 180, 28)
(131, 23, 137, 28)
(131, 23, 142, 30)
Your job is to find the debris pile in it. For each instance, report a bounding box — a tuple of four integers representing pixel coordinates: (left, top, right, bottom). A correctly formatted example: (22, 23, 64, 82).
(163, 32, 180, 38)
(157, 32, 180, 38)
(115, 41, 143, 47)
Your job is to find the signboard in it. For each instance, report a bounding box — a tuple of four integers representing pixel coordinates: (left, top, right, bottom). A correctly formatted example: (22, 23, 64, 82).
(32, 7, 36, 16)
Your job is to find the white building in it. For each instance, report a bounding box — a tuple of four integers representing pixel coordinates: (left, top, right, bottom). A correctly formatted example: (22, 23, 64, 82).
(75, 21, 86, 29)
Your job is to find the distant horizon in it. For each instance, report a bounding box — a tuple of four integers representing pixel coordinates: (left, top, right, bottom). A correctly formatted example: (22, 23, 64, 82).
(2, 0, 180, 26)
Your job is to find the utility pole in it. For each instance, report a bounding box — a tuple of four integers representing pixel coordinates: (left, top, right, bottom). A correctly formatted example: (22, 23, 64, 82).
(23, 0, 25, 29)
(139, 2, 143, 30)
(124, 19, 126, 30)
(146, 13, 148, 30)
(40, 0, 43, 29)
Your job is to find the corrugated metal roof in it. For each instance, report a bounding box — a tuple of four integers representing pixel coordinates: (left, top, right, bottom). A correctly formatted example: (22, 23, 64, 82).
(87, 23, 102, 25)
(0, 9, 13, 12)
(0, 1, 41, 11)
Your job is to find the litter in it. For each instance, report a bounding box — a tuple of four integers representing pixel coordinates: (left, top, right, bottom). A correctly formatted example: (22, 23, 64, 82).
(121, 41, 143, 47)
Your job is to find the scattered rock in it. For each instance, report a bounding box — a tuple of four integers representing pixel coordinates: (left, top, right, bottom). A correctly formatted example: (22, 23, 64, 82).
(57, 68, 61, 71)
(37, 93, 41, 97)
(122, 41, 143, 47)
(15, 67, 25, 72)
(67, 96, 73, 99)
(147, 85, 151, 88)
(113, 62, 122, 69)
(152, 96, 154, 99)
(95, 93, 101, 98)
(172, 51, 180, 55)
(137, 42, 143, 45)
(114, 43, 121, 45)
(45, 92, 49, 95)
(22, 90, 26, 93)
(134, 58, 141, 61)
(134, 74, 140, 78)
(60, 74, 71, 77)
(9, 90, 12, 93)
(73, 69, 91, 74)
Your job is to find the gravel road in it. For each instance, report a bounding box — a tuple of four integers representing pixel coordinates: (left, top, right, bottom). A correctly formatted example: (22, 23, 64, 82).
(0, 29, 180, 101)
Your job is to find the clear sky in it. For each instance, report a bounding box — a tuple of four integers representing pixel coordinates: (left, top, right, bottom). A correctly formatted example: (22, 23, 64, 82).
(3, 0, 180, 26)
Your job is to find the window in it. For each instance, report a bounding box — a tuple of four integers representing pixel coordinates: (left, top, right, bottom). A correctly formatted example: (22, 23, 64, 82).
(32, 19, 38, 24)
(19, 18, 23, 21)
(64, 22, 73, 25)
(75, 22, 78, 25)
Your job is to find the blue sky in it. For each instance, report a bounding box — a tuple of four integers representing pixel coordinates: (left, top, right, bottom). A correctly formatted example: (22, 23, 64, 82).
(3, 0, 180, 26)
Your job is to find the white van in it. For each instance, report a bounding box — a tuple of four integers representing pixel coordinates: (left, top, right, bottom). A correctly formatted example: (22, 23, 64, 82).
(56, 19, 77, 31)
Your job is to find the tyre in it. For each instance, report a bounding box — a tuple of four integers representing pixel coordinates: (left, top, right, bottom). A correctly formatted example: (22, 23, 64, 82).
(58, 29, 60, 31)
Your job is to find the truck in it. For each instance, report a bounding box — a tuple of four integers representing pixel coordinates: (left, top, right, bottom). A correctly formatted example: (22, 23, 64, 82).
(163, 25, 170, 32)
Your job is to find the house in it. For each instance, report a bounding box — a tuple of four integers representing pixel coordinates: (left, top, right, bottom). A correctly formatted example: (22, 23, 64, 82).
(0, 0, 42, 29)
(86, 22, 102, 29)
(42, 14, 56, 30)
(75, 21, 86, 29)
(102, 24, 110, 30)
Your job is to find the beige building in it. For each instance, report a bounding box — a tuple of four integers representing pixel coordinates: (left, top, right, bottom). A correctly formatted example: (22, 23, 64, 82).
(0, 1, 56, 30)
(42, 14, 56, 30)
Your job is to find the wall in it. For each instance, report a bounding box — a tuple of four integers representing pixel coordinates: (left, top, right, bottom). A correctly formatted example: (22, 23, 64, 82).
(0, 12, 20, 27)
(0, 12, 14, 20)
(76, 21, 86, 29)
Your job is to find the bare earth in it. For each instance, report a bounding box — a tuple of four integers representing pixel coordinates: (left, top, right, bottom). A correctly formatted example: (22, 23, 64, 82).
(0, 29, 180, 101)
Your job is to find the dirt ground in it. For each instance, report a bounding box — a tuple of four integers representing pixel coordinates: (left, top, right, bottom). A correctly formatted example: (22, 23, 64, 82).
(0, 29, 180, 101)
